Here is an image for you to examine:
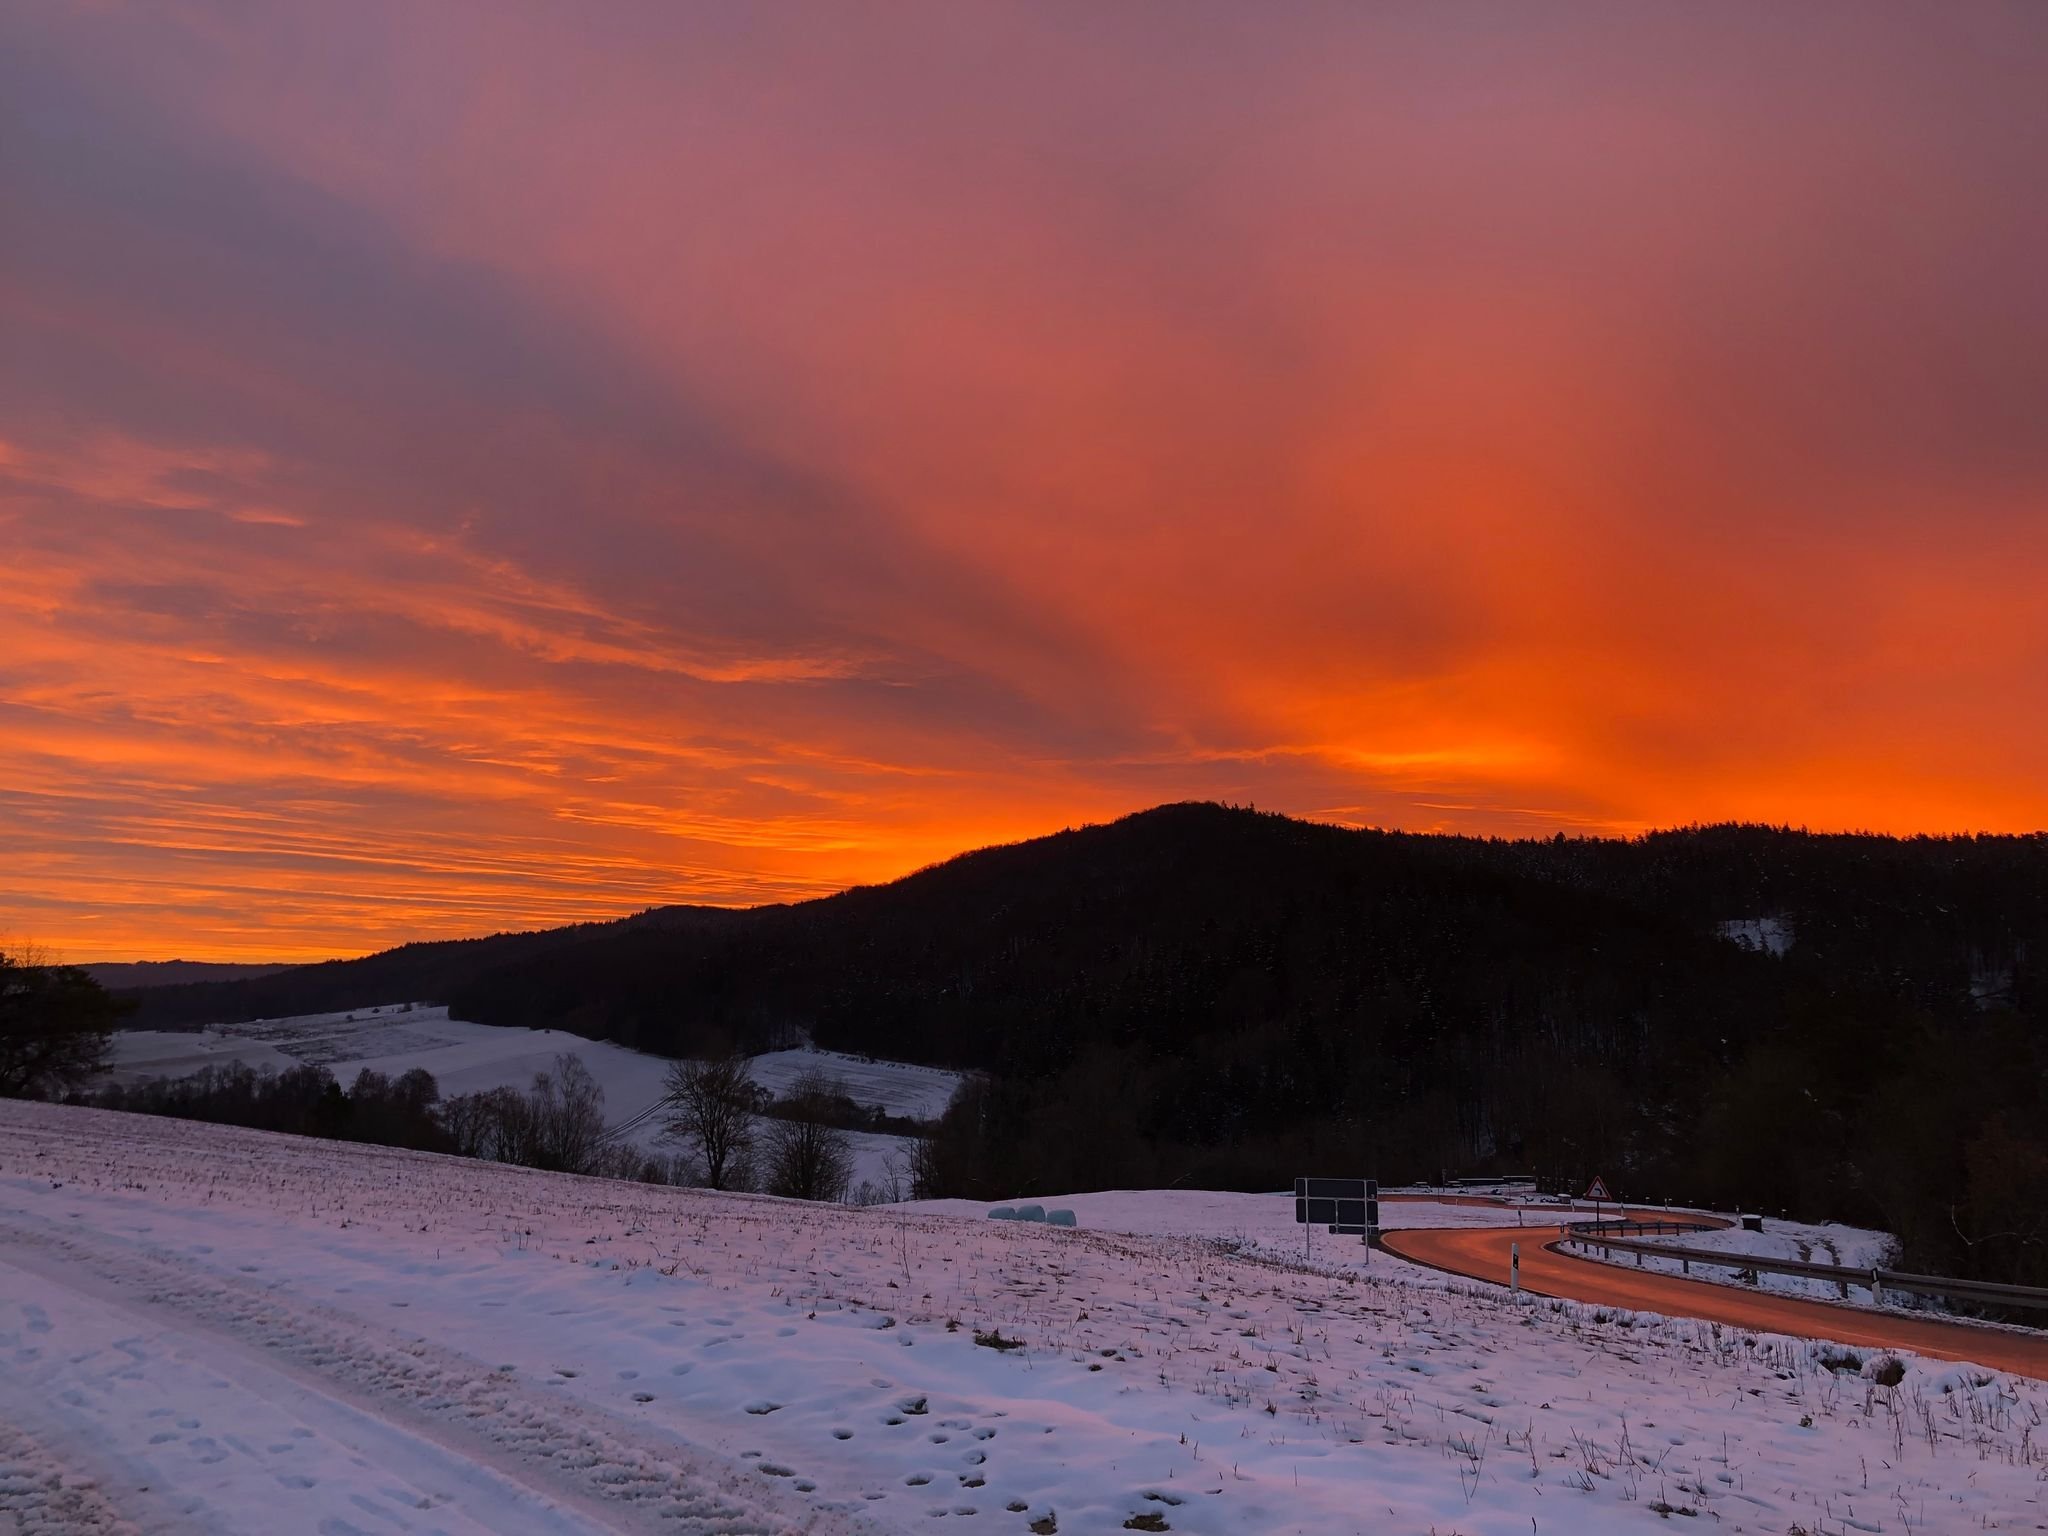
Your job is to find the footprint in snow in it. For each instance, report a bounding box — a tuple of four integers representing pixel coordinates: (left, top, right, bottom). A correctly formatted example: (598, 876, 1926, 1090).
(744, 1401, 782, 1415)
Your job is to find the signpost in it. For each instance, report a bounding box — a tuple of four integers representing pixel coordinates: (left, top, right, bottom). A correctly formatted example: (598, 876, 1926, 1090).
(1584, 1173, 1613, 1224)
(1294, 1177, 1379, 1257)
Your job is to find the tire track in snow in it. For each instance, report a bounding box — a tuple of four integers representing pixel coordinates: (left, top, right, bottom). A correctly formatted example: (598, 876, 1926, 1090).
(0, 1417, 143, 1536)
(0, 1216, 881, 1536)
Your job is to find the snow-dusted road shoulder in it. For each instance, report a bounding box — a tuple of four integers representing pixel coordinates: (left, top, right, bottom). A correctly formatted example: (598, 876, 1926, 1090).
(4, 1101, 2044, 1534)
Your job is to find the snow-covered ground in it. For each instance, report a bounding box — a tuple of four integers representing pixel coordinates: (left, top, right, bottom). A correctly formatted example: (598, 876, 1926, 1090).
(744, 1049, 965, 1123)
(1717, 915, 1794, 956)
(1572, 1213, 1904, 1307)
(4, 1101, 2041, 1535)
(108, 1010, 962, 1193)
(108, 1006, 679, 1141)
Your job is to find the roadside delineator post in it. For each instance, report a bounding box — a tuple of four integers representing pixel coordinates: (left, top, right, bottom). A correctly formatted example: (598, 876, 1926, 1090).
(1511, 1242, 1520, 1294)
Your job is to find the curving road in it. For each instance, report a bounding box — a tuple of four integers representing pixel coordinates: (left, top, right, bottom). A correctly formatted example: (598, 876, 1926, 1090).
(1381, 1211, 2048, 1380)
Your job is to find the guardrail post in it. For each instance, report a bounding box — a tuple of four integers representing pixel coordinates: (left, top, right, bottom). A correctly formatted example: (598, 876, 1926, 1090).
(1871, 1271, 1882, 1305)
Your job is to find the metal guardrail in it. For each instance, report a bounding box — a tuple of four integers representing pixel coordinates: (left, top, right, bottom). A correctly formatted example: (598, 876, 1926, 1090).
(1570, 1218, 1722, 1241)
(1562, 1222, 2048, 1312)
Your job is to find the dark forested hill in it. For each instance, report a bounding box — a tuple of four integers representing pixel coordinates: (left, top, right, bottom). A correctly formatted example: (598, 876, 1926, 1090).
(84, 960, 301, 990)
(123, 804, 2048, 1283)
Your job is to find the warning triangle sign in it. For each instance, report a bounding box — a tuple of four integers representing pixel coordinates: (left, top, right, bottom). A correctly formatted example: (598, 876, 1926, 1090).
(1583, 1175, 1613, 1202)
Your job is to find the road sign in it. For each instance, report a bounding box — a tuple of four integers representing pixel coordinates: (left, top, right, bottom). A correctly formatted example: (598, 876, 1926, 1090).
(1294, 1177, 1378, 1237)
(1583, 1174, 1613, 1202)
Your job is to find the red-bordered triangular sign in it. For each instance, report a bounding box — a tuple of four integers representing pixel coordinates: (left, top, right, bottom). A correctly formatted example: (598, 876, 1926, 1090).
(1583, 1175, 1613, 1202)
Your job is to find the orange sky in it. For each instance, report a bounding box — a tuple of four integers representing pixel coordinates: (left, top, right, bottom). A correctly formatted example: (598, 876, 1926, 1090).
(4, 5, 2046, 961)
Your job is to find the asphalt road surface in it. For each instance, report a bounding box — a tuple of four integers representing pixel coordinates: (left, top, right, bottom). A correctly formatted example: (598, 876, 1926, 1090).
(1382, 1213, 2048, 1380)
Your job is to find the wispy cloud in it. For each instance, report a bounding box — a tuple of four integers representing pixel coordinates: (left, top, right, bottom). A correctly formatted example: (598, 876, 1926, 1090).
(2, 4, 2044, 958)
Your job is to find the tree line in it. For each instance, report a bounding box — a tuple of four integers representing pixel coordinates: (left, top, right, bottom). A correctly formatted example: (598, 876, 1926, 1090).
(49, 804, 2048, 1287)
(4, 949, 929, 1204)
(76, 1050, 928, 1202)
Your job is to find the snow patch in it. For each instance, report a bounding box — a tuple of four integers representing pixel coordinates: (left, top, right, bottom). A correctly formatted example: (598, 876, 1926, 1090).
(1717, 915, 1794, 955)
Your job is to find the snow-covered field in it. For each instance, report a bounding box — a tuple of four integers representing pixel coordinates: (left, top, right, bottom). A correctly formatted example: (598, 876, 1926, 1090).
(108, 1006, 680, 1140)
(5, 1101, 2042, 1535)
(744, 1049, 965, 1123)
(108, 1009, 962, 1192)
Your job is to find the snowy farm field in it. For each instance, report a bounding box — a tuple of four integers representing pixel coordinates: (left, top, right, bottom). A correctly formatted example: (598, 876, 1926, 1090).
(5, 1101, 2044, 1536)
(109, 1007, 961, 1190)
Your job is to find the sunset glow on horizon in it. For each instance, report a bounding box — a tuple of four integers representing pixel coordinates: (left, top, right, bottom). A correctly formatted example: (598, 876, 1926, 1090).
(5, 5, 2047, 962)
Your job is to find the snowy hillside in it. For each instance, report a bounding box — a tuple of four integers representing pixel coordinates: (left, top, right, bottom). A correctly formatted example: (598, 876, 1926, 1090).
(108, 1008, 963, 1192)
(3, 1101, 2042, 1535)
(744, 1048, 965, 1122)
(110, 1005, 680, 1137)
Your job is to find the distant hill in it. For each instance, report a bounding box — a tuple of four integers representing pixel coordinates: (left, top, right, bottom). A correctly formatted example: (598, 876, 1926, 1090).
(84, 960, 303, 991)
(120, 903, 750, 1031)
(120, 803, 2048, 1287)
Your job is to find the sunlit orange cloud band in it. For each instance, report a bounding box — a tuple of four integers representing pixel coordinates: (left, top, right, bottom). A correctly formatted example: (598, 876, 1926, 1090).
(2, 4, 2045, 960)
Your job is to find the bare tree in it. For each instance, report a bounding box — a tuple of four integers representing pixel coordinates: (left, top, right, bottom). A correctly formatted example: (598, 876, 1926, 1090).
(0, 949, 123, 1100)
(474, 1085, 536, 1163)
(660, 1052, 758, 1190)
(762, 1069, 854, 1203)
(438, 1088, 495, 1158)
(528, 1053, 608, 1174)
